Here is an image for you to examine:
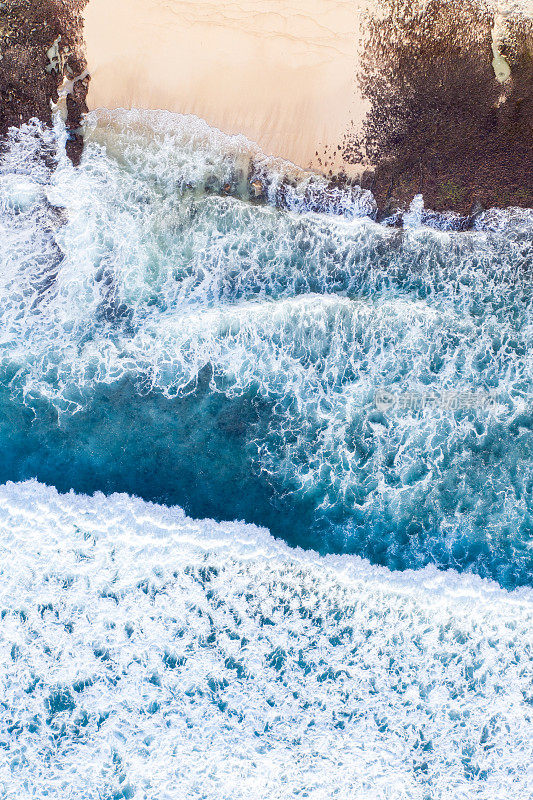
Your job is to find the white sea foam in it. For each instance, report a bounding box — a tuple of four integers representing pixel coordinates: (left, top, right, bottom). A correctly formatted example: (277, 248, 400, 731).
(82, 108, 378, 220)
(0, 480, 531, 799)
(0, 95, 532, 799)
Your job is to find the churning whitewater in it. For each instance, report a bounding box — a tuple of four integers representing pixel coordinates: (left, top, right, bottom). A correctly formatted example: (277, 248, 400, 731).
(1, 112, 532, 587)
(0, 480, 532, 800)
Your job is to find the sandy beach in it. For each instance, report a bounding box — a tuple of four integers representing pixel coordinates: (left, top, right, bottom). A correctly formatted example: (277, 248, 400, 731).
(81, 0, 532, 211)
(82, 0, 372, 175)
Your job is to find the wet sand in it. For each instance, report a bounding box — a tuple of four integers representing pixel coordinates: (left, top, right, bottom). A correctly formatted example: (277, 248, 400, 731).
(83, 0, 372, 175)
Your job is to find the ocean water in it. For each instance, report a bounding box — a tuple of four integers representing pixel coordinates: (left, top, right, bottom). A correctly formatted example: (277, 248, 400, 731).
(0, 111, 532, 797)
(1, 111, 532, 587)
(0, 480, 532, 799)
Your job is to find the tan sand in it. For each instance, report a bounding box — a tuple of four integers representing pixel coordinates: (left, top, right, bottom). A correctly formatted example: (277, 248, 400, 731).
(82, 0, 372, 174)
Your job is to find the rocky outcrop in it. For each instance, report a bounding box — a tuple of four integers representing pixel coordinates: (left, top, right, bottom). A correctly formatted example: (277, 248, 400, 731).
(0, 0, 88, 164)
(342, 0, 533, 214)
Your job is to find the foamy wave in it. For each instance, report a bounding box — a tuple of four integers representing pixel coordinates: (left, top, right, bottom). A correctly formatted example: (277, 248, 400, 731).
(0, 480, 531, 799)
(83, 108, 377, 220)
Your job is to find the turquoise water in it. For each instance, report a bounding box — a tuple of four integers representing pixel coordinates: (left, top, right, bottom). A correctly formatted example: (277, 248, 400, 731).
(1, 112, 533, 799)
(1, 112, 532, 588)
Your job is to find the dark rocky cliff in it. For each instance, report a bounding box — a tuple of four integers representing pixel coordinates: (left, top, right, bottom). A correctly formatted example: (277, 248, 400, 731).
(0, 0, 88, 163)
(346, 0, 533, 214)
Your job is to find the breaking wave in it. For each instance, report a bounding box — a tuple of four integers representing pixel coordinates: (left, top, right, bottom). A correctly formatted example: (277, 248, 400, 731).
(0, 112, 532, 588)
(0, 481, 531, 799)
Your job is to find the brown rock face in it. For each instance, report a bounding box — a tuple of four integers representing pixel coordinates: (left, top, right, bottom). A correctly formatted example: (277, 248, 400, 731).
(344, 0, 533, 214)
(0, 0, 88, 164)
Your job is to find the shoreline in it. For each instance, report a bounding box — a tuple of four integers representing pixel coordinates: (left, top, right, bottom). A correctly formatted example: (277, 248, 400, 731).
(82, 0, 372, 179)
(1, 1, 532, 214)
(82, 0, 533, 214)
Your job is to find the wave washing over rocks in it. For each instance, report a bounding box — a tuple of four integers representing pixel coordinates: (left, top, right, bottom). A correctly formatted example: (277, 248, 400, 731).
(0, 113, 532, 591)
(0, 480, 532, 800)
